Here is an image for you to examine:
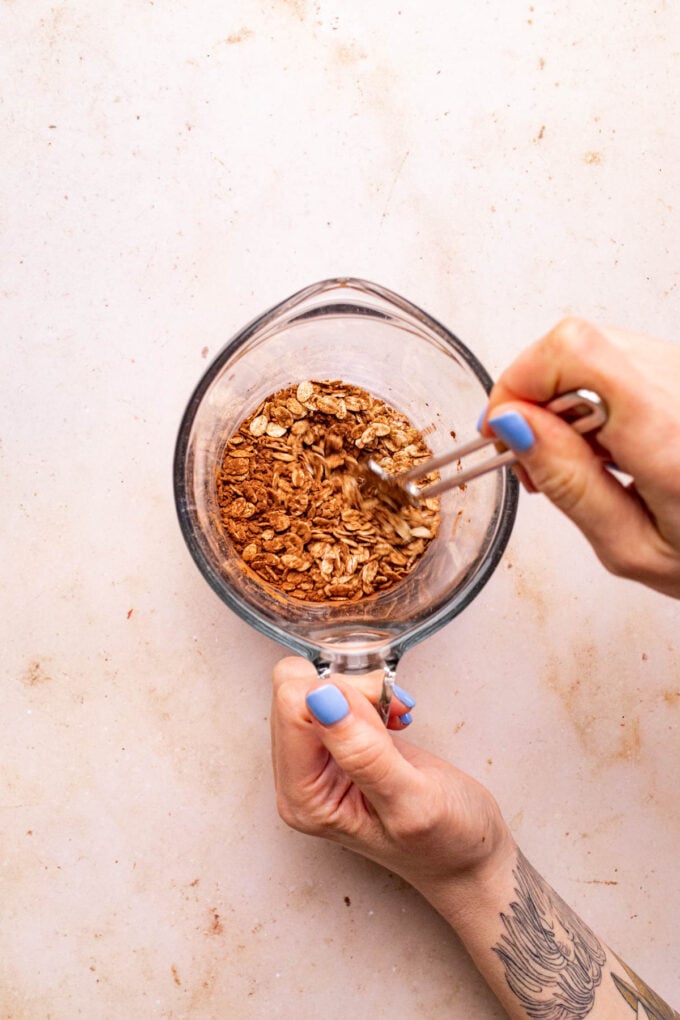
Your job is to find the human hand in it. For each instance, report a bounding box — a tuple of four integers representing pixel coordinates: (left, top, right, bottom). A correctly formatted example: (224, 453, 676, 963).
(271, 657, 514, 913)
(271, 657, 680, 1020)
(481, 317, 680, 597)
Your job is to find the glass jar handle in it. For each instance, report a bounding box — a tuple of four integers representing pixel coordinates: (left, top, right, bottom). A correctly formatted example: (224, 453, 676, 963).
(315, 656, 400, 727)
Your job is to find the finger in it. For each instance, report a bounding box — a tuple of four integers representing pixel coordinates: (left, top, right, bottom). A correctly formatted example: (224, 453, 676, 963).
(345, 671, 417, 729)
(271, 658, 417, 789)
(271, 656, 330, 794)
(513, 463, 537, 494)
(489, 317, 625, 406)
(487, 318, 677, 480)
(485, 400, 662, 577)
(273, 663, 416, 718)
(304, 680, 421, 815)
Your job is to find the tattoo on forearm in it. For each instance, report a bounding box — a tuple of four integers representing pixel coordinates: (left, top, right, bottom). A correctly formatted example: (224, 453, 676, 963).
(492, 850, 606, 1020)
(611, 954, 680, 1019)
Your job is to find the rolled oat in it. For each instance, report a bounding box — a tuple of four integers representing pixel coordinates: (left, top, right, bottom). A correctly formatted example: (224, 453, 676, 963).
(216, 380, 440, 602)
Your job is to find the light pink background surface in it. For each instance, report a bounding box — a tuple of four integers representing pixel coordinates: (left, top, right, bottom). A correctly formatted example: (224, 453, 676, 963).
(2, 1, 679, 1016)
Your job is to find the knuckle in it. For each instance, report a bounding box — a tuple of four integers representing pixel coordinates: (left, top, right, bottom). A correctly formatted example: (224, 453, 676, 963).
(388, 798, 440, 844)
(596, 542, 636, 578)
(276, 794, 302, 830)
(276, 792, 322, 835)
(272, 656, 315, 691)
(597, 541, 675, 589)
(274, 673, 320, 721)
(274, 676, 304, 717)
(339, 740, 392, 789)
(549, 316, 607, 363)
(529, 461, 588, 514)
(277, 782, 358, 838)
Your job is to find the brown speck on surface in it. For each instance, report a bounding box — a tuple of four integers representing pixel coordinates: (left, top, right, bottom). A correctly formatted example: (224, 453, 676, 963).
(190, 878, 200, 887)
(226, 27, 254, 43)
(583, 151, 603, 165)
(486, 758, 493, 766)
(26, 830, 33, 836)
(450, 507, 465, 539)
(538, 57, 545, 69)
(534, 124, 545, 142)
(616, 717, 641, 763)
(344, 895, 351, 906)
(335, 42, 366, 65)
(208, 909, 224, 935)
(642, 652, 648, 661)
(126, 608, 134, 619)
(577, 879, 619, 886)
(279, 0, 306, 19)
(544, 630, 653, 770)
(452, 720, 465, 735)
(171, 965, 181, 986)
(449, 429, 457, 440)
(22, 660, 51, 687)
(511, 566, 548, 628)
(663, 690, 680, 707)
(201, 346, 209, 359)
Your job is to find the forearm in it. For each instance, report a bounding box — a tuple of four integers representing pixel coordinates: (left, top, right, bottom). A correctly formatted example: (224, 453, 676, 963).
(420, 846, 678, 1020)
(271, 664, 679, 1016)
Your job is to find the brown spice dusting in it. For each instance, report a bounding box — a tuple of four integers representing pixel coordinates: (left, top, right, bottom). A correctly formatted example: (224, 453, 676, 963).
(216, 380, 440, 602)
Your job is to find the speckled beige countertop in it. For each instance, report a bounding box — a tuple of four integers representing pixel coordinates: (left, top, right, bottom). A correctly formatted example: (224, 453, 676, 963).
(2, 1, 679, 1016)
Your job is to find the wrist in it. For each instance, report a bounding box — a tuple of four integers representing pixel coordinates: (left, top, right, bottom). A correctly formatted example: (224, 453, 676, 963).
(414, 827, 518, 936)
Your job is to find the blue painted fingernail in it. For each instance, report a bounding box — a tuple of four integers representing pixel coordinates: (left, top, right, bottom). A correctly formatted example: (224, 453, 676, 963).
(393, 684, 416, 709)
(487, 410, 535, 453)
(400, 713, 413, 726)
(306, 684, 350, 725)
(476, 408, 487, 432)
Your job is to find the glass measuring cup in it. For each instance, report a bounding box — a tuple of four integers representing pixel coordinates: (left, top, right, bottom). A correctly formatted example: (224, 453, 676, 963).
(173, 278, 519, 708)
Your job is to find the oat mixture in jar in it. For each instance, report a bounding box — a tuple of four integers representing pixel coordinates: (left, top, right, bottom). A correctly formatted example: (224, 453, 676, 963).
(216, 380, 440, 602)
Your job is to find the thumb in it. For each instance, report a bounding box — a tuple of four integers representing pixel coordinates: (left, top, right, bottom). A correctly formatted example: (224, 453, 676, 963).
(305, 680, 418, 814)
(485, 401, 657, 572)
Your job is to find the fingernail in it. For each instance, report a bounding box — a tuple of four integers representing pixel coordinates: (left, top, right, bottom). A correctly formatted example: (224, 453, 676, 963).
(487, 410, 535, 453)
(476, 408, 487, 432)
(306, 684, 350, 725)
(399, 712, 413, 726)
(393, 684, 416, 709)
